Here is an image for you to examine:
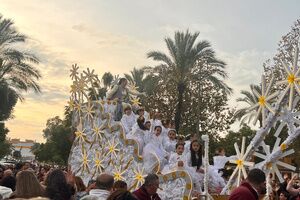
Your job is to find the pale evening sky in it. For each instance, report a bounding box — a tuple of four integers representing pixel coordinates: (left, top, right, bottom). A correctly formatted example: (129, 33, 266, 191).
(1, 0, 300, 142)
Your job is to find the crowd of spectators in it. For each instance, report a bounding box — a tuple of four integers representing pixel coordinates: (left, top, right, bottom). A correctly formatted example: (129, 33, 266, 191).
(0, 162, 161, 200)
(1, 161, 300, 200)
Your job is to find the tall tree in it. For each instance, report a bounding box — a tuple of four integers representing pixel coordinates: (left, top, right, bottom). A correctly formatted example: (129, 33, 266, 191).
(102, 72, 113, 89)
(147, 30, 232, 132)
(124, 67, 147, 92)
(0, 15, 41, 101)
(234, 84, 262, 127)
(0, 14, 41, 158)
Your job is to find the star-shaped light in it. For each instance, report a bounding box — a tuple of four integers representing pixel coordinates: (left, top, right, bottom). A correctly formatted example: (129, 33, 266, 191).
(248, 75, 279, 127)
(74, 102, 83, 116)
(254, 140, 295, 182)
(93, 152, 104, 174)
(107, 139, 120, 158)
(113, 166, 126, 181)
(228, 137, 254, 186)
(127, 82, 139, 93)
(70, 83, 78, 96)
(277, 46, 300, 110)
(131, 97, 141, 107)
(133, 165, 146, 188)
(83, 68, 98, 83)
(70, 64, 79, 80)
(75, 124, 88, 144)
(81, 148, 90, 173)
(67, 98, 76, 110)
(91, 122, 105, 142)
(83, 102, 95, 121)
(75, 75, 88, 98)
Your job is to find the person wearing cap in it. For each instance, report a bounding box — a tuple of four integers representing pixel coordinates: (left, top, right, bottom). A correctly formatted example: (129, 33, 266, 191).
(121, 106, 136, 135)
(133, 174, 161, 200)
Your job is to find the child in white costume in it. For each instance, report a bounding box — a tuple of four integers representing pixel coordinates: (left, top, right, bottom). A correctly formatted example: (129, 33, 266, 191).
(185, 140, 226, 193)
(163, 129, 177, 153)
(121, 106, 136, 135)
(213, 147, 237, 172)
(127, 116, 150, 155)
(163, 143, 203, 192)
(143, 126, 169, 171)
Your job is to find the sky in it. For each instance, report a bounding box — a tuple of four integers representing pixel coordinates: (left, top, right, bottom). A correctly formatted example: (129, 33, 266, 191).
(1, 0, 300, 142)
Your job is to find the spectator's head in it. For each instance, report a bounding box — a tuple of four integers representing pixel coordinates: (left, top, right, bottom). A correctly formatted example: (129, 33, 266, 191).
(246, 168, 266, 195)
(113, 180, 127, 191)
(144, 174, 159, 195)
(0, 175, 16, 191)
(14, 170, 44, 198)
(96, 173, 114, 191)
(75, 176, 86, 192)
(3, 169, 12, 178)
(22, 162, 31, 171)
(15, 163, 23, 172)
(107, 190, 137, 200)
(45, 169, 73, 200)
(279, 191, 289, 200)
(0, 167, 3, 180)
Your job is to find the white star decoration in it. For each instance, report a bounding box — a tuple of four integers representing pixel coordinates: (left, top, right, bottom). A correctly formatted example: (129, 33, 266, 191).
(228, 137, 254, 186)
(133, 165, 146, 188)
(113, 166, 126, 181)
(254, 140, 295, 183)
(248, 75, 279, 127)
(276, 46, 300, 110)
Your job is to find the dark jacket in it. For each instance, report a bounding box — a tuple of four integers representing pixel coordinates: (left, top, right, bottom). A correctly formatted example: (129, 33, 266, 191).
(229, 181, 259, 200)
(133, 185, 161, 200)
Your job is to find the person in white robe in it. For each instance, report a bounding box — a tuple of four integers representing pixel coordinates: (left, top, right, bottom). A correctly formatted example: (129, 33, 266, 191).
(127, 116, 149, 155)
(213, 147, 237, 172)
(143, 126, 169, 171)
(163, 129, 177, 153)
(161, 119, 171, 139)
(121, 106, 136, 135)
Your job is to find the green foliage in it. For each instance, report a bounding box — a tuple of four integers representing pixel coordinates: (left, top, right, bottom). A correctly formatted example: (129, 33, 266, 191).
(147, 30, 233, 134)
(0, 123, 11, 158)
(0, 14, 41, 101)
(218, 124, 256, 156)
(33, 109, 73, 165)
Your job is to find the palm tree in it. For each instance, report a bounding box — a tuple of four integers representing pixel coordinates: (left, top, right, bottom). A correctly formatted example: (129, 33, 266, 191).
(124, 67, 148, 92)
(0, 15, 41, 105)
(234, 84, 262, 127)
(102, 72, 113, 89)
(147, 30, 230, 132)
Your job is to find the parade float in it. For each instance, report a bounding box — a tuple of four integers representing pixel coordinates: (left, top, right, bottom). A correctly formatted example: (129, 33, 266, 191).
(67, 41, 300, 199)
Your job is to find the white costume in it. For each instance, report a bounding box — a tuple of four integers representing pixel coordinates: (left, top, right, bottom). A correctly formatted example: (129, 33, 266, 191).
(163, 138, 177, 153)
(127, 126, 150, 155)
(213, 155, 237, 171)
(161, 126, 169, 139)
(184, 140, 191, 155)
(150, 119, 162, 133)
(185, 152, 226, 192)
(143, 134, 169, 171)
(121, 112, 136, 135)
